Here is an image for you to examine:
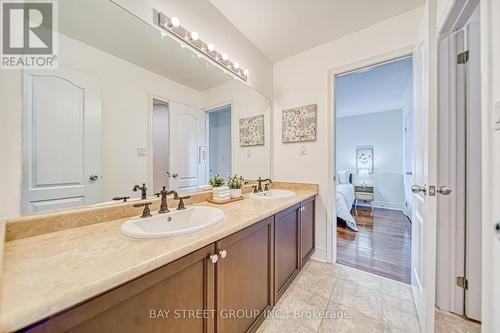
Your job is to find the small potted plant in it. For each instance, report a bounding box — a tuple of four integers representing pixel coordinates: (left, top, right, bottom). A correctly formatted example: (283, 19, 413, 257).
(227, 175, 243, 198)
(208, 174, 225, 188)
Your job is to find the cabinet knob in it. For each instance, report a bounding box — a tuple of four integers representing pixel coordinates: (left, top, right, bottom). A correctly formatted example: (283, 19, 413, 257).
(209, 254, 218, 264)
(219, 250, 227, 259)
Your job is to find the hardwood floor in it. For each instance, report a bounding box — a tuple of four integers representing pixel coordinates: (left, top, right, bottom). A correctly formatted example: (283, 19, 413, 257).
(337, 207, 412, 284)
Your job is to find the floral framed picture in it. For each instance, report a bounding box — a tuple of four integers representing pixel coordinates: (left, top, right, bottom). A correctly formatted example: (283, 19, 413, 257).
(356, 146, 374, 174)
(282, 104, 317, 143)
(239, 115, 264, 146)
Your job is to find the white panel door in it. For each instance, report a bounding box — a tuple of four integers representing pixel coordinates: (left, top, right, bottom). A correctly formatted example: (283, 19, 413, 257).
(411, 2, 438, 332)
(169, 102, 206, 193)
(22, 67, 102, 213)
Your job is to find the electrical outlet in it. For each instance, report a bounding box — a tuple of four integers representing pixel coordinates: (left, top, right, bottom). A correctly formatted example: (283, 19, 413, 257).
(495, 101, 500, 131)
(246, 149, 252, 157)
(136, 147, 147, 157)
(300, 145, 307, 155)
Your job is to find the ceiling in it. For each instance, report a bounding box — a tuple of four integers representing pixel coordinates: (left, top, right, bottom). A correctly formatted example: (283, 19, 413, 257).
(59, 0, 232, 91)
(209, 0, 424, 62)
(335, 57, 412, 118)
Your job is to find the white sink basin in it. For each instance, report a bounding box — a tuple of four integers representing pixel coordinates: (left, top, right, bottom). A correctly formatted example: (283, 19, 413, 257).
(250, 189, 296, 199)
(120, 206, 224, 239)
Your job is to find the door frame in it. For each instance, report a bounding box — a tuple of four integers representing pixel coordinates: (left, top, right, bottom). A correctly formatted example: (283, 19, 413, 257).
(146, 93, 200, 190)
(147, 93, 170, 190)
(203, 100, 234, 180)
(436, 0, 481, 318)
(326, 46, 414, 264)
(478, 0, 497, 331)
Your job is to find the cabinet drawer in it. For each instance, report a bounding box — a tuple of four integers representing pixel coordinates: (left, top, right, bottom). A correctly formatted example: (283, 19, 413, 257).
(356, 192, 373, 200)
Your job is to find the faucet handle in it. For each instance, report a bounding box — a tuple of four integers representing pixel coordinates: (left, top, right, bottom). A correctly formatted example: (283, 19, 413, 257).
(252, 185, 258, 193)
(176, 195, 191, 210)
(113, 196, 130, 202)
(133, 202, 153, 218)
(264, 183, 270, 191)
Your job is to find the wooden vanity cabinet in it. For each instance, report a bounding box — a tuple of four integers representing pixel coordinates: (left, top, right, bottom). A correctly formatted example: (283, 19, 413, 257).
(25, 244, 216, 333)
(299, 197, 315, 267)
(274, 204, 300, 301)
(215, 216, 274, 333)
(23, 197, 316, 333)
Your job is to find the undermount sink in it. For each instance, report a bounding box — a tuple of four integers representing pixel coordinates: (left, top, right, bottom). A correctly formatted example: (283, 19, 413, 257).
(250, 189, 296, 199)
(120, 206, 224, 239)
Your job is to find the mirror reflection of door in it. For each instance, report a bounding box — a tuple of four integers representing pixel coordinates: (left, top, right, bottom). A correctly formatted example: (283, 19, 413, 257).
(208, 106, 232, 179)
(22, 67, 102, 213)
(152, 100, 170, 194)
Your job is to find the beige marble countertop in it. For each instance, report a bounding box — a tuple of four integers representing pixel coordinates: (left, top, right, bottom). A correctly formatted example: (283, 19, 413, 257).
(0, 189, 316, 332)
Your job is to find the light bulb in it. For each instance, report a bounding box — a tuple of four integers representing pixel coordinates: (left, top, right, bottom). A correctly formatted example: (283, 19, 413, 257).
(191, 31, 199, 41)
(207, 43, 215, 52)
(243, 69, 249, 75)
(170, 17, 180, 27)
(233, 62, 240, 69)
(160, 31, 167, 39)
(180, 43, 186, 48)
(222, 53, 228, 61)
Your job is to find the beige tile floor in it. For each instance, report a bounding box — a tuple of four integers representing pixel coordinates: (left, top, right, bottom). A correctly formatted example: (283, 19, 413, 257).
(257, 260, 481, 333)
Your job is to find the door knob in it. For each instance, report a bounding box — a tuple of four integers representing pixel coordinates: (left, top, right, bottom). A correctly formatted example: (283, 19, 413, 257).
(411, 185, 427, 194)
(437, 186, 452, 195)
(89, 174, 99, 182)
(218, 250, 227, 259)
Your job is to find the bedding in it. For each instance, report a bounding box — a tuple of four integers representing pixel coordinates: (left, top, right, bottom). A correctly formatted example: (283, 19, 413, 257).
(336, 183, 358, 231)
(337, 169, 351, 184)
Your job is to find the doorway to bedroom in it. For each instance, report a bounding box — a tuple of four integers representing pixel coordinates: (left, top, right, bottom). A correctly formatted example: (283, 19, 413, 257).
(334, 55, 413, 283)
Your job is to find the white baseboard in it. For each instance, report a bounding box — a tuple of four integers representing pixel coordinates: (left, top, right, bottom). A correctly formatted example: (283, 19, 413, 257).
(311, 246, 327, 262)
(355, 201, 404, 211)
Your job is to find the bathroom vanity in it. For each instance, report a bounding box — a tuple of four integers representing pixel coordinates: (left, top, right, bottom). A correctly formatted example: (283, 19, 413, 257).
(0, 184, 316, 332)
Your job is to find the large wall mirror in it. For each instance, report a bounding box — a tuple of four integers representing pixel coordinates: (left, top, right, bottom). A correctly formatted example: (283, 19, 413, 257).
(12, 0, 271, 215)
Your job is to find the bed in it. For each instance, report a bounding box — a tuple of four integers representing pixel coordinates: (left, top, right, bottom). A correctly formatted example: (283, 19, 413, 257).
(336, 172, 358, 231)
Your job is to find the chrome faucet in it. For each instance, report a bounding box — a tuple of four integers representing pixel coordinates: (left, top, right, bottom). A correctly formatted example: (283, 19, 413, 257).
(133, 183, 148, 200)
(155, 186, 177, 214)
(257, 177, 272, 192)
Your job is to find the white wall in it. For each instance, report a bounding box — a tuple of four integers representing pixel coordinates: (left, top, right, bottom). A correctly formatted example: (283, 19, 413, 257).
(0, 71, 22, 219)
(272, 8, 422, 261)
(113, 0, 273, 99)
(337, 110, 405, 210)
(202, 80, 271, 180)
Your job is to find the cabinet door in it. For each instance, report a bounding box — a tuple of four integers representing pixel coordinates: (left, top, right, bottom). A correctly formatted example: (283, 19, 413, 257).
(215, 216, 274, 333)
(300, 197, 315, 267)
(274, 204, 300, 301)
(27, 245, 216, 333)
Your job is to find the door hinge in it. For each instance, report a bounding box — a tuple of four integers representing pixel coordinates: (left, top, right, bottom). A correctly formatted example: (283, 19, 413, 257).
(457, 51, 469, 64)
(456, 276, 468, 290)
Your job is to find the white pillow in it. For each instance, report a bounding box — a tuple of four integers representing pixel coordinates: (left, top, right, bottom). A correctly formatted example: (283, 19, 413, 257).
(338, 169, 350, 184)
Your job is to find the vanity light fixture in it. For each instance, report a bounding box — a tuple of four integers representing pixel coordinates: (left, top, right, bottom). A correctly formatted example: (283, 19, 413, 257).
(170, 16, 180, 28)
(156, 11, 248, 82)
